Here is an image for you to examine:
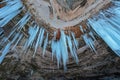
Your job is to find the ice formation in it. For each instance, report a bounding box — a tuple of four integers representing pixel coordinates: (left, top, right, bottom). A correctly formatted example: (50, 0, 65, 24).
(88, 0, 120, 56)
(0, 0, 120, 70)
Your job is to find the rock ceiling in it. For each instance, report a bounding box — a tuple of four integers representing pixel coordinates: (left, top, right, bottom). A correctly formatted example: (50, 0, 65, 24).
(23, 0, 111, 29)
(1, 0, 120, 74)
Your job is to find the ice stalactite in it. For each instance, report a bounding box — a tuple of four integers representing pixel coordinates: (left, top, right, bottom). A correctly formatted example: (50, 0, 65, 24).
(0, 0, 23, 27)
(51, 30, 79, 70)
(51, 30, 68, 70)
(71, 32, 79, 49)
(0, 11, 31, 64)
(33, 28, 45, 57)
(0, 27, 4, 36)
(112, 0, 120, 7)
(23, 25, 39, 53)
(0, 43, 11, 64)
(66, 36, 79, 64)
(80, 26, 97, 54)
(12, 34, 23, 50)
(0, 33, 20, 64)
(0, 12, 31, 45)
(42, 33, 48, 57)
(88, 2, 120, 56)
(51, 32, 57, 60)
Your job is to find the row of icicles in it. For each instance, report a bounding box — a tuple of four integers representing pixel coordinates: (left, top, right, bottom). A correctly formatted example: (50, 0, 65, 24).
(0, 0, 120, 70)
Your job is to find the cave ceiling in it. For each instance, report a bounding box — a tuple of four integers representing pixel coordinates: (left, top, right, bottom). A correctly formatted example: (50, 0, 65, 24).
(23, 0, 111, 30)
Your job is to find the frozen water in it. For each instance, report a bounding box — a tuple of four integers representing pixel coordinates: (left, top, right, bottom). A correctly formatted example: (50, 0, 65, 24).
(51, 30, 79, 70)
(71, 32, 78, 49)
(42, 33, 48, 57)
(23, 25, 39, 52)
(0, 0, 23, 27)
(67, 36, 78, 63)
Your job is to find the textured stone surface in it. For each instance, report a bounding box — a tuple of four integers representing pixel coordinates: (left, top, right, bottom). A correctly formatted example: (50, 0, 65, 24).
(23, 0, 111, 29)
(0, 39, 120, 80)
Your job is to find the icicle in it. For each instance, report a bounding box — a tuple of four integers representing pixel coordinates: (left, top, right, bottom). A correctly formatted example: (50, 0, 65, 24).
(66, 36, 78, 64)
(0, 0, 23, 27)
(0, 43, 11, 64)
(100, 12, 120, 30)
(60, 30, 68, 70)
(71, 32, 78, 49)
(80, 26, 97, 54)
(51, 31, 57, 60)
(0, 27, 4, 36)
(89, 31, 97, 41)
(17, 12, 31, 31)
(0, 32, 20, 64)
(51, 30, 69, 70)
(55, 41, 61, 68)
(12, 33, 23, 50)
(0, 12, 31, 45)
(42, 33, 48, 57)
(23, 25, 39, 52)
(88, 18, 120, 56)
(33, 28, 41, 57)
(39, 28, 45, 47)
(112, 0, 120, 7)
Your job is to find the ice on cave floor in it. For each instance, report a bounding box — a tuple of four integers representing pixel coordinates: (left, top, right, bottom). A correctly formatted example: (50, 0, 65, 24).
(0, 0, 23, 27)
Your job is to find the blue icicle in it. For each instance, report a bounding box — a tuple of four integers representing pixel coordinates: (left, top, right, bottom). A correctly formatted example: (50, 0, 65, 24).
(0, 43, 11, 64)
(23, 25, 39, 52)
(12, 33, 23, 50)
(67, 36, 78, 63)
(33, 27, 41, 58)
(42, 33, 48, 57)
(0, 32, 20, 64)
(71, 32, 78, 49)
(88, 18, 120, 56)
(80, 26, 97, 54)
(0, 0, 23, 27)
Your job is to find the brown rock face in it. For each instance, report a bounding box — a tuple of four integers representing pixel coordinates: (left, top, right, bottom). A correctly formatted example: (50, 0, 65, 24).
(23, 0, 111, 29)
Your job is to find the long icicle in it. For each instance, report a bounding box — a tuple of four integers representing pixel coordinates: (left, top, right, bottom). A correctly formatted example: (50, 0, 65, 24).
(0, 12, 31, 45)
(71, 32, 78, 49)
(88, 18, 120, 56)
(66, 36, 78, 64)
(80, 26, 97, 54)
(0, 0, 23, 27)
(42, 33, 48, 57)
(23, 25, 39, 52)
(0, 32, 20, 64)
